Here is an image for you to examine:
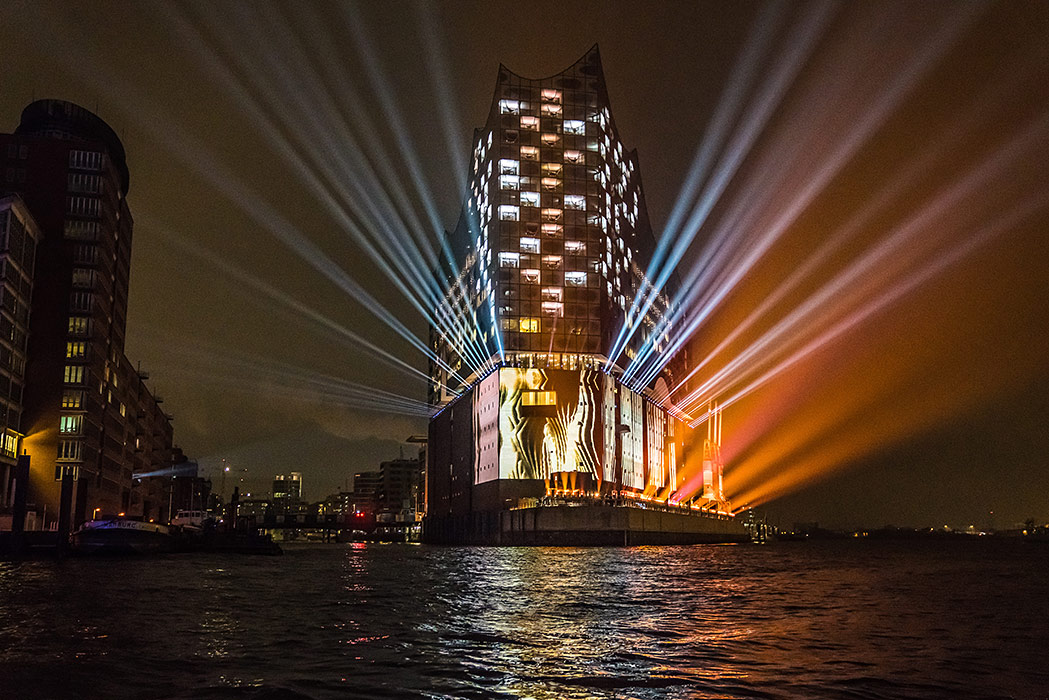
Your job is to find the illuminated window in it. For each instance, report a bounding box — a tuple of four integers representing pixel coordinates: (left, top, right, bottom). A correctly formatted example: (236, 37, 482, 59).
(541, 177, 561, 191)
(499, 159, 519, 175)
(59, 415, 82, 434)
(564, 120, 585, 135)
(541, 208, 562, 221)
(62, 390, 84, 409)
(566, 271, 587, 287)
(520, 237, 540, 254)
(68, 316, 90, 336)
(522, 390, 556, 405)
(520, 145, 539, 160)
(541, 133, 559, 146)
(499, 252, 520, 268)
(499, 175, 519, 190)
(66, 342, 86, 359)
(498, 205, 519, 221)
(520, 116, 539, 131)
(520, 191, 540, 207)
(541, 103, 562, 117)
(541, 301, 563, 316)
(63, 365, 84, 384)
(499, 99, 520, 115)
(565, 240, 585, 254)
(541, 89, 562, 103)
(1, 432, 16, 458)
(542, 255, 562, 270)
(564, 195, 586, 210)
(521, 269, 540, 284)
(541, 287, 563, 302)
(519, 318, 540, 333)
(542, 162, 563, 176)
(541, 223, 563, 237)
(564, 150, 583, 164)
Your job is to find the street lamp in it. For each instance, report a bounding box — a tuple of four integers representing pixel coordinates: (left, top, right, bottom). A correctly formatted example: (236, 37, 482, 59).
(615, 423, 630, 501)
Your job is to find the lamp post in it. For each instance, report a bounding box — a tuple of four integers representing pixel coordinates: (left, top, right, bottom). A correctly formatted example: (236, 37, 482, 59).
(615, 423, 630, 503)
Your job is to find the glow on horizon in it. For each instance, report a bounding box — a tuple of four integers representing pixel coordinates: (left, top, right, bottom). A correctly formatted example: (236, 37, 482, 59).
(678, 116, 1049, 507)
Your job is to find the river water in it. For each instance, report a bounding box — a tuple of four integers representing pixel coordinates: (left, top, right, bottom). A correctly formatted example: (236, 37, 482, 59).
(1, 539, 1046, 699)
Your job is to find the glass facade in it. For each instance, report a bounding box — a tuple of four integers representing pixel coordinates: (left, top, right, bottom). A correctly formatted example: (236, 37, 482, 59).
(431, 46, 672, 405)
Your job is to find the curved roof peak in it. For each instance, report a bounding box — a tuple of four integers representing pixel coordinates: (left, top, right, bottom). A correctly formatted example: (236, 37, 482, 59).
(16, 99, 131, 195)
(498, 43, 603, 84)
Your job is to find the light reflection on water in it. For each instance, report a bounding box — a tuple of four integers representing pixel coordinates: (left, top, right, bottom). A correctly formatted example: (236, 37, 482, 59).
(1, 541, 1047, 699)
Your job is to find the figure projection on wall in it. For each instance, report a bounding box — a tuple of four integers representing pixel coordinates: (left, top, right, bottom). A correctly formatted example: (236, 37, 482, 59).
(498, 367, 601, 483)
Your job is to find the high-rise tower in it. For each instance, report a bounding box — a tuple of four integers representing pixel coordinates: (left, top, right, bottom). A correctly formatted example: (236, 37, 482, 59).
(1, 100, 174, 528)
(0, 195, 40, 511)
(430, 46, 673, 404)
(424, 47, 720, 539)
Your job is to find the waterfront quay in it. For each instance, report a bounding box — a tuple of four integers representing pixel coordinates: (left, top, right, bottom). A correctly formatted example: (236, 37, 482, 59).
(425, 498, 749, 545)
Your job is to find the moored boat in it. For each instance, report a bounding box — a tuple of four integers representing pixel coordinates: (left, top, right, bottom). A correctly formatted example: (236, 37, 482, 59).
(72, 517, 173, 554)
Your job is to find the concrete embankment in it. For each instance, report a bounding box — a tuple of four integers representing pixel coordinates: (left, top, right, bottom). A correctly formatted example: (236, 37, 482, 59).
(424, 504, 750, 545)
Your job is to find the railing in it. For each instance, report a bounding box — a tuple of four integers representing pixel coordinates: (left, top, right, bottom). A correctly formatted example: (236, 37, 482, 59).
(509, 493, 735, 521)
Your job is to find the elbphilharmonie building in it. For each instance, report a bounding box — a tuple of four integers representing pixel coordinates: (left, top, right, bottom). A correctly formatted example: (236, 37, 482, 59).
(425, 47, 739, 543)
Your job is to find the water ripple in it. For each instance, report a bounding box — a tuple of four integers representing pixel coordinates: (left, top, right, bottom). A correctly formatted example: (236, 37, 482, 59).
(1, 540, 1048, 699)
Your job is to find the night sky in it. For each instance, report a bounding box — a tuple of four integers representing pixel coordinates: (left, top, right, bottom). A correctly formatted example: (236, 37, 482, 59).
(2, 1, 1047, 528)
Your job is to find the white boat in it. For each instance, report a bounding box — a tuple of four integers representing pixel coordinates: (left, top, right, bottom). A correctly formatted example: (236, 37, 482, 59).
(170, 509, 209, 531)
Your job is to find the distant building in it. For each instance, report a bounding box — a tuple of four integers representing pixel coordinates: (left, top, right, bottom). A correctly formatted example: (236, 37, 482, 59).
(235, 497, 272, 519)
(352, 458, 423, 516)
(0, 195, 40, 510)
(272, 472, 302, 503)
(1, 99, 175, 528)
(321, 490, 355, 516)
(377, 457, 423, 516)
(168, 449, 210, 515)
(350, 471, 382, 514)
